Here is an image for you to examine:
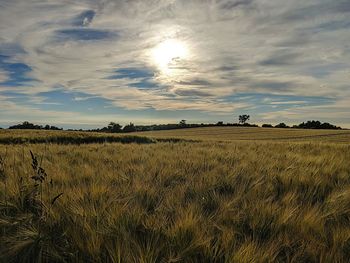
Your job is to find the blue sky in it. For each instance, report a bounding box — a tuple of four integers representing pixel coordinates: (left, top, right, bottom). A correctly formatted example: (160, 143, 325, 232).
(0, 0, 349, 129)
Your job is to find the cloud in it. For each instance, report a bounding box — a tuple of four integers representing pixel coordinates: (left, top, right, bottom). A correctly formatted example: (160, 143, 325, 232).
(259, 52, 301, 66)
(281, 1, 350, 22)
(0, 55, 36, 86)
(55, 28, 117, 41)
(173, 88, 213, 97)
(218, 0, 255, 10)
(111, 68, 154, 79)
(176, 79, 212, 86)
(73, 10, 96, 27)
(73, 96, 97, 101)
(0, 0, 349, 126)
(0, 70, 8, 83)
(269, 101, 308, 105)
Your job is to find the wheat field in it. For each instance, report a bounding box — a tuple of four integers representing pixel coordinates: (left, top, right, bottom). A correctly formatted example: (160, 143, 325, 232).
(1, 128, 350, 262)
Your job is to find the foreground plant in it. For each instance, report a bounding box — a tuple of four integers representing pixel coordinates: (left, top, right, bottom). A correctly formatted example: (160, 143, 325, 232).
(0, 140, 349, 262)
(0, 151, 67, 262)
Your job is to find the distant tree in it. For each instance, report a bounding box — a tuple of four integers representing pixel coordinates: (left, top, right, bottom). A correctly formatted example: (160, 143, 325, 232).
(9, 121, 40, 129)
(8, 121, 62, 130)
(217, 121, 224, 126)
(49, 125, 62, 130)
(123, 122, 136, 132)
(319, 122, 340, 129)
(275, 123, 289, 128)
(262, 124, 273, 128)
(294, 120, 340, 130)
(179, 120, 187, 128)
(107, 122, 122, 133)
(238, 115, 250, 124)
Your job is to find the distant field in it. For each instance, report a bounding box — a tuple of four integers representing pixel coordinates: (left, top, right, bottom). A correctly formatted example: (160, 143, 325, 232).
(1, 128, 350, 262)
(134, 126, 350, 141)
(0, 129, 123, 144)
(137, 127, 350, 143)
(1, 127, 350, 144)
(0, 129, 159, 145)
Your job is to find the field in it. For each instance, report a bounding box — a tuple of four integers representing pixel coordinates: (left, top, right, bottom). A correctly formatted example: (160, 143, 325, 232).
(1, 127, 350, 262)
(2, 126, 350, 144)
(134, 126, 350, 143)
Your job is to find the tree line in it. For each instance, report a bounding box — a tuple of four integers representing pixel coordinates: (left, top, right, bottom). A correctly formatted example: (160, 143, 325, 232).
(2, 117, 342, 132)
(7, 121, 63, 130)
(262, 120, 341, 130)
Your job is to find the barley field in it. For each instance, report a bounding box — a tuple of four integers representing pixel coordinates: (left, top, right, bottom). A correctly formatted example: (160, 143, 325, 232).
(2, 127, 350, 144)
(1, 128, 350, 262)
(134, 126, 350, 143)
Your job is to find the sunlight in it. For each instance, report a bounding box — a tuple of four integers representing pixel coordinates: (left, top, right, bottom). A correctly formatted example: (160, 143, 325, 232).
(151, 39, 189, 72)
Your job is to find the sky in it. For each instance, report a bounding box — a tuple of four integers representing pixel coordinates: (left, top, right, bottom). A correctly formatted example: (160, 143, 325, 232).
(0, 0, 349, 129)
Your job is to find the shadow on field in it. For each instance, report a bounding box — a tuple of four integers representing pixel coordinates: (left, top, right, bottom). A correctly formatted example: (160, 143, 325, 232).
(0, 135, 196, 145)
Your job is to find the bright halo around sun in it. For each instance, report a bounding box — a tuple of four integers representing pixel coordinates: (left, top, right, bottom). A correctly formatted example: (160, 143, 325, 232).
(152, 39, 189, 72)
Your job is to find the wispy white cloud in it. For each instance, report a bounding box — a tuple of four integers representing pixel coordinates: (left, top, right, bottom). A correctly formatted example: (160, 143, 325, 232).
(269, 101, 308, 105)
(0, 0, 349, 126)
(260, 100, 350, 123)
(0, 70, 8, 83)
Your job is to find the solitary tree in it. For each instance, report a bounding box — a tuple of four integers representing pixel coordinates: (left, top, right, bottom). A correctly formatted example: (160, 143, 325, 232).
(179, 120, 187, 127)
(238, 115, 250, 124)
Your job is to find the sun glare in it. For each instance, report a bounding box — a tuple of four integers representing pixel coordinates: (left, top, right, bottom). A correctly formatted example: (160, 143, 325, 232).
(152, 39, 189, 72)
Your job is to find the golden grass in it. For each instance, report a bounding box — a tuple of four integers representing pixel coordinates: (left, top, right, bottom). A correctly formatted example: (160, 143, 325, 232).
(0, 129, 157, 145)
(1, 135, 350, 262)
(133, 126, 350, 143)
(2, 126, 350, 144)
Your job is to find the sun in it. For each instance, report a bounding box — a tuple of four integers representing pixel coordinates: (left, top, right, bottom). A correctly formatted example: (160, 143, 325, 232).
(151, 39, 189, 72)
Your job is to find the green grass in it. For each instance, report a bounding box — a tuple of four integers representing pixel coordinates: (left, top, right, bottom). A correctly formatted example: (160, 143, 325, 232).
(0, 128, 349, 262)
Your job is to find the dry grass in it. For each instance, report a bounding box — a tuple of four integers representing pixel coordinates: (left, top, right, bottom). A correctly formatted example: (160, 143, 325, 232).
(0, 128, 350, 262)
(133, 126, 350, 143)
(0, 129, 159, 145)
(2, 126, 350, 144)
